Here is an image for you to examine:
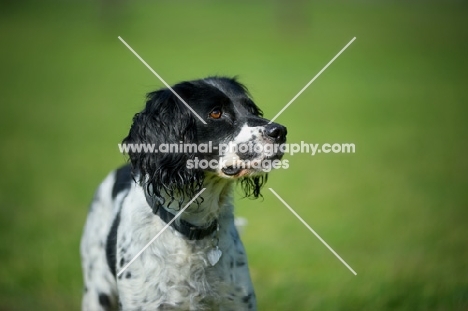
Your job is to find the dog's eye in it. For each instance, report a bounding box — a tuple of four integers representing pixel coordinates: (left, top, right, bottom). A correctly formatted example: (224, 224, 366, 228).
(209, 108, 222, 119)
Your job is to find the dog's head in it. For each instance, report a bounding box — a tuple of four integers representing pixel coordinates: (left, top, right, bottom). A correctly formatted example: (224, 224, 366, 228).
(123, 77, 287, 210)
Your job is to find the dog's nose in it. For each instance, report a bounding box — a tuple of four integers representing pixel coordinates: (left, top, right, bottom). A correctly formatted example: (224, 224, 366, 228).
(265, 123, 287, 142)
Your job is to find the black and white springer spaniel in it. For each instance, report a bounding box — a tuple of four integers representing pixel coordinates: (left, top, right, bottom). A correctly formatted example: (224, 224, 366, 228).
(80, 77, 287, 310)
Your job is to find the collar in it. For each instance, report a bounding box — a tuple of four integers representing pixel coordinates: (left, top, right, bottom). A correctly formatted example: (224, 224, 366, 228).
(144, 190, 218, 240)
(156, 205, 218, 240)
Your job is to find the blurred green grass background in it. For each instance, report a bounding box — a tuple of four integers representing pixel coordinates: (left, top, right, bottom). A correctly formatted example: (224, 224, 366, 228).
(0, 0, 467, 310)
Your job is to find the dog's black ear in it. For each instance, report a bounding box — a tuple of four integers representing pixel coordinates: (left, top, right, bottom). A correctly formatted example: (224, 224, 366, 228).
(122, 87, 204, 212)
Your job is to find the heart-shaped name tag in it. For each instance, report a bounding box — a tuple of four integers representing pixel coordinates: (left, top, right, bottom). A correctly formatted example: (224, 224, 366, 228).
(207, 246, 222, 266)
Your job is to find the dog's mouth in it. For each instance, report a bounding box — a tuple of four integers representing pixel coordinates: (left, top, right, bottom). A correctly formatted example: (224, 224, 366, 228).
(221, 166, 252, 178)
(220, 154, 283, 178)
(221, 166, 242, 176)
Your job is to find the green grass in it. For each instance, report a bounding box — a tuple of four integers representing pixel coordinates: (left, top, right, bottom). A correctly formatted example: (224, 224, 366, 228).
(1, 1, 467, 310)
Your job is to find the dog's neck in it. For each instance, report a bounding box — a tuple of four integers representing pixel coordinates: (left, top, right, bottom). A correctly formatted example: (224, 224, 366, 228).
(145, 173, 234, 237)
(171, 173, 234, 227)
